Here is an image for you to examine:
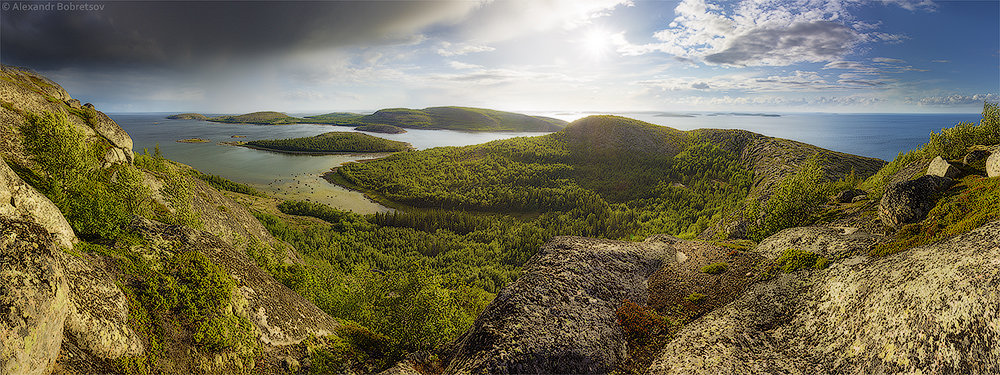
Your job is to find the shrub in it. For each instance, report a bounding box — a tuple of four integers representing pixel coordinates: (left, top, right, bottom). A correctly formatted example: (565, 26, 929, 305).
(775, 248, 829, 273)
(684, 292, 706, 303)
(745, 154, 830, 241)
(192, 171, 267, 197)
(616, 300, 668, 344)
(700, 262, 728, 274)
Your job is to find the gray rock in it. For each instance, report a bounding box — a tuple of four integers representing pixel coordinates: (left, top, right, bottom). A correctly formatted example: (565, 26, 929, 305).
(755, 225, 880, 260)
(65, 99, 82, 109)
(878, 175, 953, 228)
(1, 218, 70, 375)
(60, 251, 144, 359)
(833, 189, 866, 203)
(988, 149, 1000, 178)
(0, 155, 76, 249)
(648, 219, 1000, 374)
(83, 102, 95, 109)
(90, 110, 134, 163)
(445, 236, 670, 374)
(851, 194, 868, 203)
(926, 156, 960, 178)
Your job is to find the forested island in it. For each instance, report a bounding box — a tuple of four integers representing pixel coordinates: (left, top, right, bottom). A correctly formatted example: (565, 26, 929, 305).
(243, 131, 412, 154)
(166, 106, 567, 132)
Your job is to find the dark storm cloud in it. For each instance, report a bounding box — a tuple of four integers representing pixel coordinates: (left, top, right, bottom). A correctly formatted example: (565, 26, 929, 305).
(0, 1, 481, 69)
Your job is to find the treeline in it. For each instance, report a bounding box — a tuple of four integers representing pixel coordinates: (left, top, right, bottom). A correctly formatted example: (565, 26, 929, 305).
(247, 132, 412, 153)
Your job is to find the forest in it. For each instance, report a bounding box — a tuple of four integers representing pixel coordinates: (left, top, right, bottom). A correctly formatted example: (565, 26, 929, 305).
(245, 132, 412, 153)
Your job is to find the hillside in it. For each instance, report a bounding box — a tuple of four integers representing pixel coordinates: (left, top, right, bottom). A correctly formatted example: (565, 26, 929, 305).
(208, 111, 301, 125)
(166, 113, 208, 120)
(244, 131, 413, 153)
(358, 106, 567, 131)
(0, 66, 370, 374)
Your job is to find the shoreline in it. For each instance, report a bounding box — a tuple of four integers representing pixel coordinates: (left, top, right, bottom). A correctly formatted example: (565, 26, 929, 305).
(229, 142, 402, 156)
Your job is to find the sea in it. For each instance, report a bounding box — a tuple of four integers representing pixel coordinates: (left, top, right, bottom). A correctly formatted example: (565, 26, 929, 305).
(110, 111, 983, 214)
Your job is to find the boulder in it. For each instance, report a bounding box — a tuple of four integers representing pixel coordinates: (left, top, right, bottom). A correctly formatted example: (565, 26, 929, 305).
(833, 189, 866, 203)
(988, 149, 1000, 178)
(0, 155, 76, 249)
(60, 251, 144, 359)
(648, 219, 1000, 374)
(1, 218, 70, 375)
(445, 235, 670, 374)
(65, 99, 82, 110)
(90, 110, 134, 163)
(754, 225, 880, 260)
(926, 156, 960, 178)
(851, 194, 868, 203)
(878, 175, 953, 229)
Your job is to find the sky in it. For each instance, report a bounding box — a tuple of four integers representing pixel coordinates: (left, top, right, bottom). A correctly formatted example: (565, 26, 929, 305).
(1, 0, 998, 113)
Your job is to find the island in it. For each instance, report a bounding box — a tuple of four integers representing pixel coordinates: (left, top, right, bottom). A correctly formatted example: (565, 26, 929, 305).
(166, 113, 209, 120)
(355, 124, 407, 134)
(168, 106, 568, 131)
(241, 131, 412, 154)
(176, 138, 210, 143)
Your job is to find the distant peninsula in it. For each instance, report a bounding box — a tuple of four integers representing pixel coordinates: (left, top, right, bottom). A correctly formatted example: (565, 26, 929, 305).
(166, 113, 209, 120)
(167, 106, 568, 132)
(242, 131, 412, 154)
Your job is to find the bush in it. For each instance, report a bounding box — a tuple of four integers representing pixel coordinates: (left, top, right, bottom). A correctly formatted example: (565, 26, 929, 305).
(192, 171, 268, 197)
(700, 262, 728, 274)
(745, 155, 828, 242)
(616, 300, 667, 344)
(775, 248, 829, 273)
(684, 292, 706, 303)
(21, 111, 151, 240)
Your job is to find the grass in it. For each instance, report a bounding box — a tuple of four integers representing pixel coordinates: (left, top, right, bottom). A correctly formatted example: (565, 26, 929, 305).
(775, 248, 829, 272)
(700, 262, 728, 274)
(871, 175, 1000, 257)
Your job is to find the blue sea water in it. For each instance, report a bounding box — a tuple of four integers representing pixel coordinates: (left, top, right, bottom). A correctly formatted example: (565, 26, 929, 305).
(539, 111, 984, 162)
(110, 111, 984, 213)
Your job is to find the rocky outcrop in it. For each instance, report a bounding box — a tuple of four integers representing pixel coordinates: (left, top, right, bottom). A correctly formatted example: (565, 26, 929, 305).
(926, 156, 959, 178)
(1, 218, 71, 375)
(988, 149, 1000, 177)
(754, 225, 880, 259)
(445, 236, 670, 374)
(878, 175, 953, 228)
(130, 218, 339, 346)
(0, 65, 132, 167)
(648, 219, 1000, 374)
(59, 251, 143, 359)
(1, 156, 76, 249)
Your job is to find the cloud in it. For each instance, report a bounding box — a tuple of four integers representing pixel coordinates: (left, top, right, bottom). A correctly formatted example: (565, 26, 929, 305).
(931, 59, 950, 63)
(437, 42, 496, 56)
(456, 0, 633, 42)
(448, 61, 484, 70)
(0, 1, 485, 69)
(873, 57, 905, 63)
(703, 21, 860, 66)
(638, 70, 857, 93)
(617, 0, 933, 66)
(671, 94, 888, 107)
(914, 93, 1000, 105)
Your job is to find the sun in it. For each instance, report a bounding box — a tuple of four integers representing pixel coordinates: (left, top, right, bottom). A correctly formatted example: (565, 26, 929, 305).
(579, 28, 613, 60)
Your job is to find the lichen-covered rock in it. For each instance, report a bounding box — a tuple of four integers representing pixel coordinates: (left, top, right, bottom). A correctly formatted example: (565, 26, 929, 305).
(964, 149, 991, 167)
(130, 218, 339, 346)
(878, 175, 953, 228)
(90, 110, 134, 163)
(754, 225, 880, 259)
(648, 219, 1000, 374)
(0, 155, 76, 249)
(1, 218, 70, 375)
(445, 236, 670, 374)
(926, 156, 960, 178)
(988, 149, 1000, 177)
(59, 251, 143, 359)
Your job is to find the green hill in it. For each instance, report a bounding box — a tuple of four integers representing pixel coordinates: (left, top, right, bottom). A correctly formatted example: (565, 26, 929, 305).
(358, 106, 567, 132)
(245, 131, 412, 153)
(166, 113, 208, 120)
(210, 111, 302, 125)
(356, 123, 407, 134)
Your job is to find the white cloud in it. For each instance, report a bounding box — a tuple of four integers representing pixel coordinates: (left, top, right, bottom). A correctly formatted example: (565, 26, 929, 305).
(448, 61, 484, 70)
(873, 57, 905, 63)
(458, 0, 633, 42)
(616, 0, 933, 66)
(436, 42, 496, 56)
(914, 93, 999, 105)
(637, 70, 876, 92)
